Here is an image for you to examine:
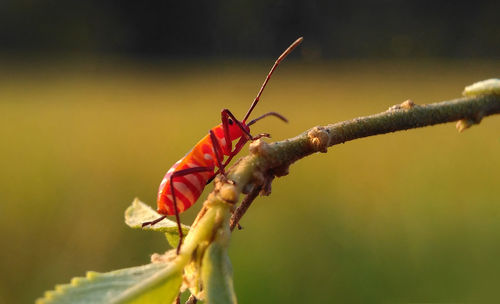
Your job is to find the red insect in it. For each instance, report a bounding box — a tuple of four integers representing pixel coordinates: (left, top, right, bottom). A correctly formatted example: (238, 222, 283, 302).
(143, 37, 303, 253)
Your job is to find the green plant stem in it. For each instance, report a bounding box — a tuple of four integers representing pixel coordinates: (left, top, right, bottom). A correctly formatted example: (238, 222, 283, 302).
(115, 201, 233, 304)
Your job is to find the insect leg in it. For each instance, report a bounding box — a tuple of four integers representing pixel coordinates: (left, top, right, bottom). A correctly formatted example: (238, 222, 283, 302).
(206, 136, 247, 185)
(169, 166, 215, 254)
(209, 130, 226, 175)
(222, 109, 272, 140)
(221, 109, 253, 140)
(220, 110, 234, 153)
(225, 136, 247, 164)
(142, 166, 214, 254)
(250, 133, 271, 140)
(141, 215, 167, 226)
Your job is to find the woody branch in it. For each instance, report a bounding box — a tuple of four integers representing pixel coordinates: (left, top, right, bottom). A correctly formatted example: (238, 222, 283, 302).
(222, 94, 500, 228)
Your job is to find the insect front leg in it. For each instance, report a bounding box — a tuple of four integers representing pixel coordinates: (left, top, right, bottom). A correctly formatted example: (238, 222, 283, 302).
(224, 136, 247, 166)
(221, 109, 251, 141)
(208, 110, 271, 184)
(209, 130, 226, 175)
(206, 136, 247, 185)
(222, 109, 272, 141)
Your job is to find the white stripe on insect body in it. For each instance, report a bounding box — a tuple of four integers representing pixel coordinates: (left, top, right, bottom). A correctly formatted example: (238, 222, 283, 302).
(173, 181, 196, 203)
(184, 173, 204, 192)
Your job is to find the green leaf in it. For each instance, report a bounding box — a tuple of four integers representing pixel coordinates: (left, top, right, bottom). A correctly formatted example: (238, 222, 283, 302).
(125, 198, 190, 248)
(37, 262, 183, 304)
(202, 242, 237, 304)
(463, 78, 500, 96)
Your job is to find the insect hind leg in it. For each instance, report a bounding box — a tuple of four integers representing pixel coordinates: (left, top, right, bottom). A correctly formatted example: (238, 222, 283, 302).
(141, 166, 214, 254)
(171, 166, 215, 254)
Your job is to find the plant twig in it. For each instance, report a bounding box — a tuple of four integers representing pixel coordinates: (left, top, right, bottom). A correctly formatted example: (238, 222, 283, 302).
(166, 86, 500, 303)
(217, 93, 500, 232)
(134, 83, 498, 304)
(230, 185, 262, 231)
(323, 96, 500, 147)
(173, 84, 499, 303)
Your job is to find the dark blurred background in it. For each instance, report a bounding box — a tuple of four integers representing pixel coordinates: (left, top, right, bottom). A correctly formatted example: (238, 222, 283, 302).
(1, 0, 499, 60)
(1, 1, 500, 304)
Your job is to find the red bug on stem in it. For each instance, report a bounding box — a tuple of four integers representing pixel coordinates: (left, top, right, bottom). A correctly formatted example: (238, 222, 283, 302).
(142, 37, 303, 254)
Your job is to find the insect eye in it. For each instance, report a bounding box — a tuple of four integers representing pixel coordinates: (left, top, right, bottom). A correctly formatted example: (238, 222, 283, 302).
(228, 119, 234, 125)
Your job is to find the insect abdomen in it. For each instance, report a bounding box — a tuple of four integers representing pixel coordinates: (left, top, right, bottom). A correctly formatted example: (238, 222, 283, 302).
(157, 137, 217, 215)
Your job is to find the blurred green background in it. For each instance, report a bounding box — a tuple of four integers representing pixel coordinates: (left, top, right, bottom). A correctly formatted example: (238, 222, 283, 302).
(1, 1, 500, 303)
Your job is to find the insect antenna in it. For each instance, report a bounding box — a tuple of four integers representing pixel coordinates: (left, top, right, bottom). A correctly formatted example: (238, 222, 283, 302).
(247, 111, 288, 126)
(242, 37, 303, 123)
